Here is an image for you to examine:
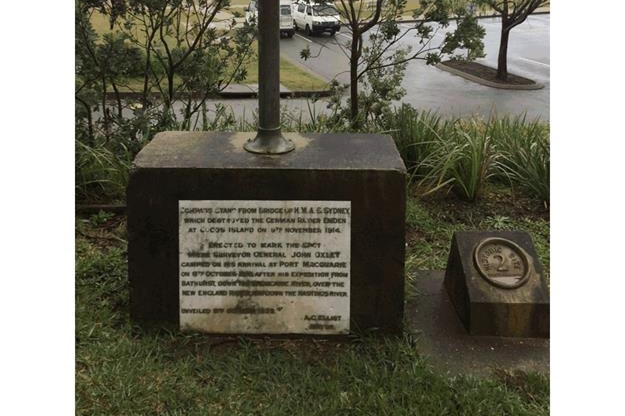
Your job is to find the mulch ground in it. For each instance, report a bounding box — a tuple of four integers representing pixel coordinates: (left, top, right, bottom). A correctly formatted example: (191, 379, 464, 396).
(412, 185, 549, 222)
(441, 60, 537, 86)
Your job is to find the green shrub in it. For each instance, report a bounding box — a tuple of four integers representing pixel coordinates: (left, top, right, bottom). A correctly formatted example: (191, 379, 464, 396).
(415, 119, 499, 201)
(384, 105, 452, 174)
(385, 107, 549, 203)
(489, 115, 550, 204)
(75, 136, 131, 202)
(74, 100, 549, 206)
(450, 123, 499, 201)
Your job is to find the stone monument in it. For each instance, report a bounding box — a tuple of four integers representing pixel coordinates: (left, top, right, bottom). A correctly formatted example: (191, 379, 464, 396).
(127, 0, 407, 335)
(444, 231, 550, 338)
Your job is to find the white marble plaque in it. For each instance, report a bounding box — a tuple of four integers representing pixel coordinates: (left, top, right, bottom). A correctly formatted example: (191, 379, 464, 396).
(179, 200, 351, 334)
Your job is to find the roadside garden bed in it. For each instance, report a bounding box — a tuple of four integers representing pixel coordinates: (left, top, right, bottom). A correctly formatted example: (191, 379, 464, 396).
(439, 60, 543, 90)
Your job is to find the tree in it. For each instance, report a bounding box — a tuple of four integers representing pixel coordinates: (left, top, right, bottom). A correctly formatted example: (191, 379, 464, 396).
(75, 0, 257, 142)
(301, 0, 484, 127)
(121, 0, 256, 129)
(477, 0, 548, 80)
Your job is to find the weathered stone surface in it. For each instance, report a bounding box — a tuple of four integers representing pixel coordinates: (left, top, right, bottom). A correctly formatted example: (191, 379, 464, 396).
(178, 199, 351, 335)
(444, 231, 549, 338)
(127, 132, 406, 334)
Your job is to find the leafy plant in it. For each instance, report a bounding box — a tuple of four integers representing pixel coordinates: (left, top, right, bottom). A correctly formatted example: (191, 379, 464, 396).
(382, 105, 452, 175)
(484, 215, 512, 230)
(489, 115, 550, 204)
(75, 136, 131, 202)
(89, 210, 116, 226)
(75, 0, 257, 146)
(451, 127, 499, 200)
(417, 119, 499, 201)
(383, 108, 549, 204)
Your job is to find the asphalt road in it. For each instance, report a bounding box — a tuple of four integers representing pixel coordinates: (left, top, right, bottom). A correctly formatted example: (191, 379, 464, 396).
(280, 29, 353, 85)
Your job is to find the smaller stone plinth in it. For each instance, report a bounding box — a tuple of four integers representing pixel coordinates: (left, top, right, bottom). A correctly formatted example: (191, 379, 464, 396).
(444, 231, 549, 338)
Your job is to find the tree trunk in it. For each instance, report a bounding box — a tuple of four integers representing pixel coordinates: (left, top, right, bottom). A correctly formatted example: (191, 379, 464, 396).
(76, 96, 94, 144)
(497, 27, 510, 81)
(101, 74, 110, 136)
(167, 70, 175, 109)
(349, 33, 360, 126)
(142, 48, 151, 109)
(350, 59, 359, 124)
(110, 80, 123, 118)
(162, 69, 175, 125)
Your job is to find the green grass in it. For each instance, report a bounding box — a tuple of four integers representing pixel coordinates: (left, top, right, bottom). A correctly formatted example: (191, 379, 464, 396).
(280, 57, 329, 91)
(76, 189, 549, 415)
(404, 186, 549, 281)
(241, 42, 329, 91)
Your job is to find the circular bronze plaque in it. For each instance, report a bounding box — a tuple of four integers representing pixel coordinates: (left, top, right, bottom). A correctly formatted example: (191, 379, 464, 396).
(473, 238, 531, 289)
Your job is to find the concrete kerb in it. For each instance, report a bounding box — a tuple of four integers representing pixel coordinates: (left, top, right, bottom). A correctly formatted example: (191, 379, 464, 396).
(436, 62, 544, 90)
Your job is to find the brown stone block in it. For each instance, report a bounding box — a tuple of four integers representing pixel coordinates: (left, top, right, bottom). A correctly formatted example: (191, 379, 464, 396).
(127, 132, 406, 334)
(443, 231, 549, 338)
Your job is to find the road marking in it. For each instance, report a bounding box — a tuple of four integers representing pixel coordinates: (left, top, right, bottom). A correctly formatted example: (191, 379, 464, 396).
(295, 34, 312, 43)
(519, 57, 550, 67)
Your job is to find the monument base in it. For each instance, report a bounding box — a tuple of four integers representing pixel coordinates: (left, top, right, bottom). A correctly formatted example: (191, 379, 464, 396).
(444, 231, 550, 338)
(127, 132, 406, 334)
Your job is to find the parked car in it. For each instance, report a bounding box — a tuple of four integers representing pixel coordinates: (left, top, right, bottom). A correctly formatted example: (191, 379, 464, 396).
(292, 1, 341, 36)
(245, 0, 295, 38)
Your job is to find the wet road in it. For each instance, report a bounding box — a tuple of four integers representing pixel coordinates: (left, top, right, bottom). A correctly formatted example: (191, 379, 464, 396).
(278, 14, 549, 120)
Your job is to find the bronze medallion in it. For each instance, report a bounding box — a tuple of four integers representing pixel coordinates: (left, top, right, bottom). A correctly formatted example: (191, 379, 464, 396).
(473, 237, 531, 289)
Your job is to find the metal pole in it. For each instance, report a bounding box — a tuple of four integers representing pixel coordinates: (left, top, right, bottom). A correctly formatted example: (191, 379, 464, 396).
(244, 0, 295, 154)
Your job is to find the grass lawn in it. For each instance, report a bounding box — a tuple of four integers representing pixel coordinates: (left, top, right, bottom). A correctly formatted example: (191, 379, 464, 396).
(76, 188, 549, 415)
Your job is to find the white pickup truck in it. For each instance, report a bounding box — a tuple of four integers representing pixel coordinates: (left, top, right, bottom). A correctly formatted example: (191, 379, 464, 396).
(291, 1, 341, 37)
(245, 0, 295, 38)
